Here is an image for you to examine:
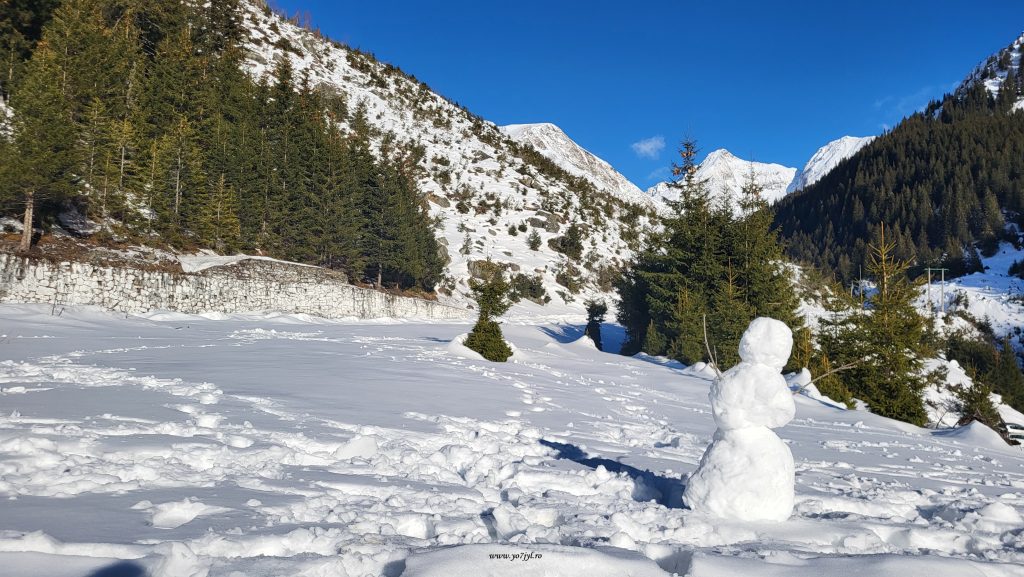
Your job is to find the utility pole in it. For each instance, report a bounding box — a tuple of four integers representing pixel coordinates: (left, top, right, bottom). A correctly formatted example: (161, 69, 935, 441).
(925, 268, 933, 316)
(858, 265, 865, 310)
(925, 267, 948, 316)
(940, 268, 947, 314)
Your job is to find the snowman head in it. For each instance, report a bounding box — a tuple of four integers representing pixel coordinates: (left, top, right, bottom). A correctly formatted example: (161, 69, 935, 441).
(738, 317, 793, 371)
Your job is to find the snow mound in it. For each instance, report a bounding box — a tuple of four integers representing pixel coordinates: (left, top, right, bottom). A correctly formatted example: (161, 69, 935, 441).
(711, 363, 796, 430)
(401, 544, 669, 577)
(683, 427, 795, 521)
(931, 421, 1011, 452)
(136, 498, 232, 529)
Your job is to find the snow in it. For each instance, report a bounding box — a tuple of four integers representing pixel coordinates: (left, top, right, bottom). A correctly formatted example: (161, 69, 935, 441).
(2, 302, 1024, 576)
(177, 252, 318, 273)
(684, 318, 797, 521)
(0, 98, 11, 138)
(737, 316, 793, 371)
(646, 149, 798, 210)
(786, 135, 875, 193)
(401, 544, 669, 577)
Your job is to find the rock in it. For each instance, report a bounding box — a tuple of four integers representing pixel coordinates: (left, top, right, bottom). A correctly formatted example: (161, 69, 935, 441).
(428, 194, 451, 208)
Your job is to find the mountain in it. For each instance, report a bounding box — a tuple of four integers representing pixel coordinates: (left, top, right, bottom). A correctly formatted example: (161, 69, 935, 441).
(774, 31, 1024, 283)
(238, 3, 660, 307)
(786, 136, 875, 193)
(500, 123, 654, 209)
(956, 32, 1024, 105)
(646, 149, 797, 208)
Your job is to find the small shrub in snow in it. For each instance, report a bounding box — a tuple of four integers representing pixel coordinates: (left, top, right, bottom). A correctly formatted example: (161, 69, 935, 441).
(527, 230, 541, 251)
(585, 299, 607, 351)
(463, 319, 512, 362)
(1009, 258, 1024, 279)
(465, 265, 513, 362)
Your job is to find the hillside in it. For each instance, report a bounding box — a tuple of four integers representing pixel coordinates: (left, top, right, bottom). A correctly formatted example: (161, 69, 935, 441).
(500, 123, 655, 209)
(236, 2, 660, 307)
(957, 32, 1024, 103)
(775, 31, 1024, 284)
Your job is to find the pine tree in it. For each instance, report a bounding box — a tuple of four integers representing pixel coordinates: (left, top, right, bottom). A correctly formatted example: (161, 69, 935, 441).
(465, 267, 513, 362)
(3, 34, 75, 251)
(618, 139, 799, 365)
(584, 299, 607, 351)
(951, 377, 1002, 431)
(527, 229, 541, 251)
(0, 0, 62, 100)
(822, 225, 932, 425)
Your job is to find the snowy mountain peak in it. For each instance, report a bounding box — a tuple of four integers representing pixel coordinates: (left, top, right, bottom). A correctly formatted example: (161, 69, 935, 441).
(646, 149, 797, 208)
(704, 148, 737, 161)
(499, 122, 654, 208)
(957, 31, 1024, 101)
(787, 135, 875, 193)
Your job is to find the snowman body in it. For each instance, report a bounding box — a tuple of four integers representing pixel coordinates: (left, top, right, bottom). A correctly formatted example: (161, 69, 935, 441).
(682, 317, 796, 522)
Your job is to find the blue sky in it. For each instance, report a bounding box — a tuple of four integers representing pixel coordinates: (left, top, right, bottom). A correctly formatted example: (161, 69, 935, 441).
(272, 0, 1022, 187)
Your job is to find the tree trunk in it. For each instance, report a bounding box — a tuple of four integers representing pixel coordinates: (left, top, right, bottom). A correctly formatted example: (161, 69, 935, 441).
(19, 191, 34, 253)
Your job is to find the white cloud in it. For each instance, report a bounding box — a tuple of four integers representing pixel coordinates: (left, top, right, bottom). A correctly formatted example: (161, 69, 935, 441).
(631, 135, 665, 159)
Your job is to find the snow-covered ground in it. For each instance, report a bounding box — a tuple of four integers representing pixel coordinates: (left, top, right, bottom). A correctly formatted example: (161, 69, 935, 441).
(1, 305, 1023, 576)
(919, 242, 1024, 354)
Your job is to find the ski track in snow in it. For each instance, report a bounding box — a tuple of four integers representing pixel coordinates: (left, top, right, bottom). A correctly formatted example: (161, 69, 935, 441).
(0, 305, 1023, 576)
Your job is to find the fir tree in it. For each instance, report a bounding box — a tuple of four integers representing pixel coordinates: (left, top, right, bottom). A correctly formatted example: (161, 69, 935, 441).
(465, 266, 513, 362)
(527, 229, 541, 251)
(2, 34, 75, 251)
(584, 299, 607, 351)
(618, 139, 799, 365)
(821, 225, 932, 425)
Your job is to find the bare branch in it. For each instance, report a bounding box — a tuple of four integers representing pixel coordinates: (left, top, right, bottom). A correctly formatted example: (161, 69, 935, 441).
(702, 314, 723, 378)
(792, 360, 862, 395)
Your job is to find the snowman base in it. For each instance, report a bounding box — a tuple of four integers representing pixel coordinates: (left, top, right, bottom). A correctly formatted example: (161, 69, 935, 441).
(683, 426, 795, 522)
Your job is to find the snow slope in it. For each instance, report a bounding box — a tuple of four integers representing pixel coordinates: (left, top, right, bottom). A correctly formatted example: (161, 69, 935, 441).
(500, 123, 655, 209)
(646, 149, 797, 209)
(923, 242, 1024, 353)
(1, 304, 1023, 576)
(236, 2, 657, 310)
(787, 136, 875, 193)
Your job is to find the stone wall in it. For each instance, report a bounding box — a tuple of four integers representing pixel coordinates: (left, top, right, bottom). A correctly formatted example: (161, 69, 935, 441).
(0, 253, 471, 321)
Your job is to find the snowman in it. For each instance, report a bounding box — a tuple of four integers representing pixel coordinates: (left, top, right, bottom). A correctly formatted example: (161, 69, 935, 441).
(682, 317, 796, 522)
